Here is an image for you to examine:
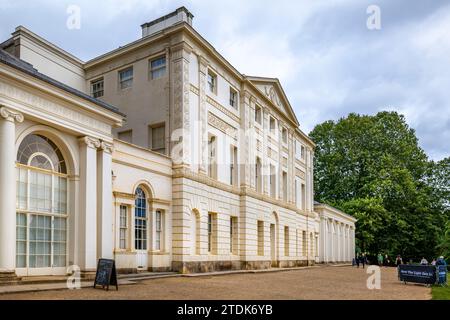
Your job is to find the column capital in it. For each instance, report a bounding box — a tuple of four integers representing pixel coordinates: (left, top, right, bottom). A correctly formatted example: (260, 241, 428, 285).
(0, 106, 24, 123)
(78, 136, 101, 149)
(99, 141, 114, 154)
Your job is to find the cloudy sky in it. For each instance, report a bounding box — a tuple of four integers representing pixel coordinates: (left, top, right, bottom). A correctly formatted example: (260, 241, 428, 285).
(1, 0, 449, 160)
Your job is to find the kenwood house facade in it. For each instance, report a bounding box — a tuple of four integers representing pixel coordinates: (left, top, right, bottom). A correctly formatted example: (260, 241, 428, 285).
(0, 7, 356, 282)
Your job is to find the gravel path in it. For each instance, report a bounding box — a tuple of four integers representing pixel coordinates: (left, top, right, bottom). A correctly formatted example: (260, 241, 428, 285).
(0, 266, 431, 300)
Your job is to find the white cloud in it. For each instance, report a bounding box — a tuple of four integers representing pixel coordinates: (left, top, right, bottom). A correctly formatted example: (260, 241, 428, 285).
(0, 0, 448, 160)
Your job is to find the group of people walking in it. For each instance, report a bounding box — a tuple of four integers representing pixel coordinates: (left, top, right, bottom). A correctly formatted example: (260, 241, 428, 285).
(353, 252, 447, 268)
(420, 256, 447, 266)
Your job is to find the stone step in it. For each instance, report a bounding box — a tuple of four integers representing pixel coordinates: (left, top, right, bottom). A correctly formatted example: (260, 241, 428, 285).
(118, 272, 177, 280)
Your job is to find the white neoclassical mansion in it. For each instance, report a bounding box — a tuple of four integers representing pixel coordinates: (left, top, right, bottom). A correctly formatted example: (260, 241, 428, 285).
(0, 7, 355, 282)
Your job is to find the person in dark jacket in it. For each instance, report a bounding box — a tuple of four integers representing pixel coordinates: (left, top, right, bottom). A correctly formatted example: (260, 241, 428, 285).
(395, 255, 403, 267)
(361, 253, 367, 269)
(436, 256, 447, 266)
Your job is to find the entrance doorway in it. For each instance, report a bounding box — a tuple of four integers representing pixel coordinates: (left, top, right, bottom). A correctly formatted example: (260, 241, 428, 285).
(134, 187, 148, 270)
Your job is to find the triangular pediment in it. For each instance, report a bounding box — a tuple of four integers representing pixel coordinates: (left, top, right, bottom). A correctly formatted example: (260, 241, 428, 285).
(246, 76, 299, 126)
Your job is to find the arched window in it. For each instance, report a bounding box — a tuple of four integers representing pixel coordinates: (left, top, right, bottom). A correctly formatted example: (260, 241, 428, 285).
(16, 134, 68, 269)
(134, 187, 147, 250)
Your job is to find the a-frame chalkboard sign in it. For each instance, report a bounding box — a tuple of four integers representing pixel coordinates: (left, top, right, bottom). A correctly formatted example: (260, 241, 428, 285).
(93, 258, 118, 291)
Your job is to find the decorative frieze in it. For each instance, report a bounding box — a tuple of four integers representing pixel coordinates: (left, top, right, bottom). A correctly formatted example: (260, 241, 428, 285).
(208, 111, 237, 139)
(189, 84, 199, 96)
(206, 96, 239, 123)
(0, 81, 110, 133)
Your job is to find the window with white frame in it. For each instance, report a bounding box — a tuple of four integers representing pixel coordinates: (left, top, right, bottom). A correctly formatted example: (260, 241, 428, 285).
(230, 216, 238, 254)
(255, 157, 262, 193)
(119, 205, 128, 249)
(150, 56, 166, 79)
(207, 70, 217, 94)
(270, 164, 276, 198)
(269, 116, 276, 134)
(255, 105, 262, 125)
(284, 226, 289, 257)
(16, 134, 68, 269)
(208, 135, 217, 179)
(91, 78, 104, 98)
(230, 145, 238, 186)
(257, 221, 264, 256)
(301, 183, 306, 210)
(208, 213, 217, 254)
(302, 230, 307, 256)
(282, 127, 287, 144)
(155, 210, 163, 250)
(119, 67, 133, 89)
(282, 171, 287, 201)
(134, 187, 147, 250)
(229, 87, 238, 108)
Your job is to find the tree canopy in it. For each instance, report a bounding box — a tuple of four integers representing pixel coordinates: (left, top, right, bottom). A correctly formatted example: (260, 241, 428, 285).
(309, 111, 449, 260)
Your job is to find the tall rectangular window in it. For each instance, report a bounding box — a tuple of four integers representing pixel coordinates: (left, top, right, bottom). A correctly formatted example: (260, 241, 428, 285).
(257, 221, 264, 256)
(208, 213, 217, 254)
(301, 145, 306, 160)
(150, 124, 166, 154)
(91, 78, 104, 98)
(270, 164, 276, 198)
(119, 67, 133, 89)
(208, 135, 217, 179)
(269, 117, 276, 134)
(302, 231, 307, 256)
(282, 127, 287, 143)
(150, 56, 166, 79)
(255, 105, 262, 125)
(155, 210, 162, 250)
(119, 205, 128, 249)
(301, 183, 306, 210)
(282, 171, 287, 201)
(255, 157, 262, 193)
(207, 70, 217, 94)
(230, 146, 238, 186)
(229, 87, 238, 108)
(118, 130, 132, 143)
(284, 226, 289, 257)
(230, 216, 238, 254)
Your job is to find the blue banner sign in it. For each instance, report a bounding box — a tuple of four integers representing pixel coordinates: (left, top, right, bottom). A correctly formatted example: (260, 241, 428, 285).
(398, 265, 437, 285)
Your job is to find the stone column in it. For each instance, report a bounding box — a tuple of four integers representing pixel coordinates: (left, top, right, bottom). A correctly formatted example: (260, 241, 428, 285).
(78, 136, 100, 275)
(170, 41, 192, 168)
(0, 107, 23, 281)
(97, 141, 114, 259)
(198, 55, 208, 175)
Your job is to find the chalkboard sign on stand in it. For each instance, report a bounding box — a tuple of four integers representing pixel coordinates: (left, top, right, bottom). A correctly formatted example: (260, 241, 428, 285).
(94, 258, 118, 291)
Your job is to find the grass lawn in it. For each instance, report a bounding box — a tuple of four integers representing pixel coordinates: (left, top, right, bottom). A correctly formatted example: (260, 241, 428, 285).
(432, 283, 450, 300)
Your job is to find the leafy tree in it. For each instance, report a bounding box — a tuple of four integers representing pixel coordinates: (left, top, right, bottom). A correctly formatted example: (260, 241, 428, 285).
(310, 111, 449, 260)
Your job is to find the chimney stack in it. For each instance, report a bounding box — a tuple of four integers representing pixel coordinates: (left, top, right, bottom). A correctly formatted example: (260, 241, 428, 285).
(141, 7, 194, 38)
